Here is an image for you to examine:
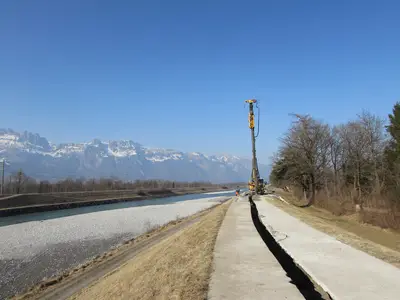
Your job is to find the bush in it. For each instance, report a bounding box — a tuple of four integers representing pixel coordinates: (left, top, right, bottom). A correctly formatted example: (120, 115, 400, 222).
(137, 190, 147, 196)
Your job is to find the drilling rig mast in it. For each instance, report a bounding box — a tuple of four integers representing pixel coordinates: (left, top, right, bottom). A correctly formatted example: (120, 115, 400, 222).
(245, 99, 265, 195)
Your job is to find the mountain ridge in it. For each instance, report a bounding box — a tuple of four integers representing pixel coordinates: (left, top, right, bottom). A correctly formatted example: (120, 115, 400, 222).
(0, 129, 270, 183)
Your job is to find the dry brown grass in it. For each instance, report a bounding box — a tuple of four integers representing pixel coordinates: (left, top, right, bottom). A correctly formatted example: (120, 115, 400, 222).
(360, 196, 400, 229)
(71, 200, 231, 300)
(273, 187, 400, 229)
(265, 194, 400, 268)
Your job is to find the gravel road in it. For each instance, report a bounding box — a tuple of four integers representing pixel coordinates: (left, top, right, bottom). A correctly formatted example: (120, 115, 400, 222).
(0, 193, 229, 299)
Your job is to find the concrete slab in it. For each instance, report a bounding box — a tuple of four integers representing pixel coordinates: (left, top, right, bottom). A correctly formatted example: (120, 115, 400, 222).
(208, 197, 304, 300)
(256, 196, 400, 300)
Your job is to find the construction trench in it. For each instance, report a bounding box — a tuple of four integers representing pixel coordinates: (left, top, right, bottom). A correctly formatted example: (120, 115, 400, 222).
(237, 100, 330, 298)
(208, 195, 334, 300)
(249, 196, 331, 300)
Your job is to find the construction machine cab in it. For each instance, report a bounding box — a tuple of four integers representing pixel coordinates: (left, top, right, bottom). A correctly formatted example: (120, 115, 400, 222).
(248, 178, 265, 195)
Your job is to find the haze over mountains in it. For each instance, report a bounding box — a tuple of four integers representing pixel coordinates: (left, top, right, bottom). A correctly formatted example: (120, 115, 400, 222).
(0, 129, 270, 183)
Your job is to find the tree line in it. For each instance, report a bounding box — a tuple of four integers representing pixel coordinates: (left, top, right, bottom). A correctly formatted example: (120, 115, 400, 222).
(1, 171, 239, 195)
(270, 102, 400, 220)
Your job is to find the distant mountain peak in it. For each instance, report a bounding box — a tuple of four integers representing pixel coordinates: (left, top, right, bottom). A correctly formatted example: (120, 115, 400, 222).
(0, 129, 270, 183)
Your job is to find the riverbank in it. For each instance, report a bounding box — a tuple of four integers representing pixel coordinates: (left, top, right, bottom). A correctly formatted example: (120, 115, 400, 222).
(1, 193, 231, 299)
(0, 187, 235, 217)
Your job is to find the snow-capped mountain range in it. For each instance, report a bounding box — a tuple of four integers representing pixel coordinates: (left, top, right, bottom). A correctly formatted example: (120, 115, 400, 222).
(0, 129, 270, 183)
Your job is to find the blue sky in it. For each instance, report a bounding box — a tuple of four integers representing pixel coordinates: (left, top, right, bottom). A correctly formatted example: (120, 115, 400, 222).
(1, 0, 399, 164)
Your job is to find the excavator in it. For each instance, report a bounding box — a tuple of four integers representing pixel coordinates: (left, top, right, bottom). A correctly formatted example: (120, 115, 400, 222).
(245, 99, 265, 195)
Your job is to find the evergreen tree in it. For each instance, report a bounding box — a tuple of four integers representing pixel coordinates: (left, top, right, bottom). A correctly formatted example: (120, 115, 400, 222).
(385, 102, 400, 165)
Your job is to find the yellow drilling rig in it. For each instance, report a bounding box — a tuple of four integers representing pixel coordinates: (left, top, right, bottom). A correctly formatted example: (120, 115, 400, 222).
(245, 99, 265, 195)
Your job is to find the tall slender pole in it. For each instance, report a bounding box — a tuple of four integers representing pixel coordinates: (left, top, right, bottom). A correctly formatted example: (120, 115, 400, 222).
(1, 159, 4, 196)
(250, 104, 259, 192)
(246, 99, 260, 193)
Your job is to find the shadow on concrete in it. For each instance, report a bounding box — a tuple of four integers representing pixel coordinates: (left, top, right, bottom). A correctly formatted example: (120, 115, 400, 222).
(249, 196, 329, 300)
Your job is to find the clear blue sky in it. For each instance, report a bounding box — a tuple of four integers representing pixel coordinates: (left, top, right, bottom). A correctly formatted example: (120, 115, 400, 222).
(1, 0, 399, 164)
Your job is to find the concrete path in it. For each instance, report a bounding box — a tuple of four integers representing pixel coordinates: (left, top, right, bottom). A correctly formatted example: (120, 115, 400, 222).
(208, 197, 304, 300)
(256, 196, 400, 300)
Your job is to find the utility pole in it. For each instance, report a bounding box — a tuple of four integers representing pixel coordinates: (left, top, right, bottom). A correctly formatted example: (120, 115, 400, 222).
(1, 159, 5, 196)
(245, 99, 260, 193)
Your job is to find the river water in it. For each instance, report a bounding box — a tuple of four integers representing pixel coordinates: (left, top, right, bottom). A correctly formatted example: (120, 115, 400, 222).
(0, 190, 234, 299)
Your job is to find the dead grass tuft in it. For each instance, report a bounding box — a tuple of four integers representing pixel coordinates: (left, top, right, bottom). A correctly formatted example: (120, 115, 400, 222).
(360, 210, 400, 230)
(71, 200, 231, 300)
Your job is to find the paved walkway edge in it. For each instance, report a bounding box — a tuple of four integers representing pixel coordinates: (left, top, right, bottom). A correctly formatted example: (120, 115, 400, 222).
(208, 197, 304, 300)
(256, 196, 400, 300)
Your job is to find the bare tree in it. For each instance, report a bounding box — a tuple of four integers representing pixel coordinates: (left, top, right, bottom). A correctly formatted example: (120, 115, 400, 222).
(15, 169, 26, 194)
(337, 121, 369, 203)
(271, 110, 390, 212)
(329, 125, 346, 195)
(358, 110, 386, 193)
(280, 114, 331, 205)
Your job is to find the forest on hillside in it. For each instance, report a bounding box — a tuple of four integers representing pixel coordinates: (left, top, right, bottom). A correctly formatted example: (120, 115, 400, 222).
(270, 102, 400, 229)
